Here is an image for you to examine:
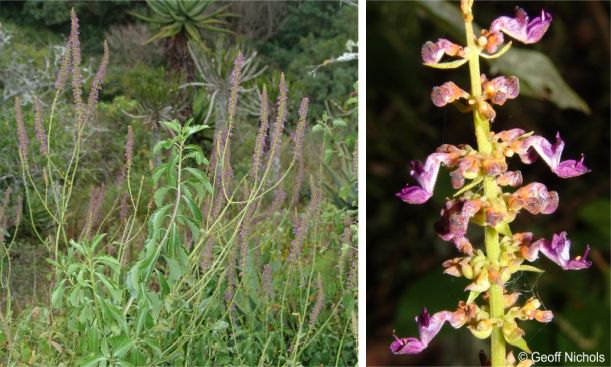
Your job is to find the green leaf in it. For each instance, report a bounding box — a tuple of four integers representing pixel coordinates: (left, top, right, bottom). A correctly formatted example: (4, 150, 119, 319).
(78, 354, 107, 367)
(213, 320, 229, 331)
(453, 177, 483, 197)
(152, 204, 172, 231)
(182, 193, 202, 223)
(332, 118, 347, 128)
(156, 269, 170, 297)
(135, 305, 149, 337)
(51, 280, 66, 309)
(152, 164, 167, 186)
(96, 273, 122, 303)
(165, 256, 187, 285)
(489, 48, 590, 114)
(466, 290, 481, 304)
(154, 187, 173, 207)
(185, 167, 208, 183)
(114, 338, 136, 358)
(160, 119, 182, 133)
(94, 255, 121, 275)
(142, 337, 162, 356)
(424, 58, 468, 69)
(578, 200, 611, 239)
(517, 265, 545, 273)
(480, 41, 512, 59)
(505, 335, 532, 353)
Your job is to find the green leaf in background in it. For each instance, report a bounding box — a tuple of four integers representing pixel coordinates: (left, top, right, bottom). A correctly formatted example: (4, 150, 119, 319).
(489, 48, 590, 114)
(415, 0, 590, 114)
(578, 200, 611, 240)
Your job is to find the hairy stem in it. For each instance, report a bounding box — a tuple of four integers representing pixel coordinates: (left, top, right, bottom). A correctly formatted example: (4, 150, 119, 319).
(463, 1, 505, 366)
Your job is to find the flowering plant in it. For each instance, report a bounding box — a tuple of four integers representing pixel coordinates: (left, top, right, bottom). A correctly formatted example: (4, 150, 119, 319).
(391, 1, 591, 366)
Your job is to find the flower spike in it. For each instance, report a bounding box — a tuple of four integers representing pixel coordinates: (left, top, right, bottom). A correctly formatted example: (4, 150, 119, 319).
(490, 7, 552, 45)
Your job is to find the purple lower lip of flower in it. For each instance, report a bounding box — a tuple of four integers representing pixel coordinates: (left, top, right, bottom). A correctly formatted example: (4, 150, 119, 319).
(490, 7, 552, 44)
(554, 154, 591, 178)
(390, 308, 469, 355)
(396, 150, 464, 205)
(396, 185, 432, 204)
(513, 132, 590, 178)
(527, 232, 593, 270)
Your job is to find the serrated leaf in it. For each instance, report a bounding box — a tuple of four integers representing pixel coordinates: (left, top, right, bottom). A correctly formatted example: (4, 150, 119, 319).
(152, 204, 172, 232)
(160, 120, 182, 133)
(94, 255, 121, 275)
(182, 194, 202, 223)
(154, 187, 173, 207)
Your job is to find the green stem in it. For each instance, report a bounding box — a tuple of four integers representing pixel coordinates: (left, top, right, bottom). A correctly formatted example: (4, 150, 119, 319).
(463, 1, 505, 366)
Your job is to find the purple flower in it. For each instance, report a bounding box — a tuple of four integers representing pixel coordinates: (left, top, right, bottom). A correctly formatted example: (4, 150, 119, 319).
(490, 8, 552, 44)
(421, 39, 463, 64)
(509, 182, 559, 215)
(482, 75, 520, 106)
(495, 130, 590, 178)
(396, 147, 463, 204)
(434, 198, 483, 254)
(517, 132, 590, 178)
(431, 81, 469, 107)
(496, 171, 523, 187)
(391, 306, 471, 355)
(523, 232, 592, 270)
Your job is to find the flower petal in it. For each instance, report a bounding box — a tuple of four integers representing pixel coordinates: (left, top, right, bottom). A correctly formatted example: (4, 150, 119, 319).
(483, 76, 520, 105)
(390, 336, 426, 355)
(390, 307, 470, 355)
(421, 39, 464, 65)
(396, 185, 432, 205)
(435, 198, 482, 254)
(526, 232, 592, 270)
(431, 81, 469, 107)
(397, 148, 464, 205)
(517, 132, 590, 178)
(509, 182, 559, 215)
(554, 154, 591, 178)
(491, 8, 552, 44)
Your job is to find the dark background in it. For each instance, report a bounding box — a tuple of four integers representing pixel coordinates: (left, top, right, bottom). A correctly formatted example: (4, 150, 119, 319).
(366, 1, 610, 366)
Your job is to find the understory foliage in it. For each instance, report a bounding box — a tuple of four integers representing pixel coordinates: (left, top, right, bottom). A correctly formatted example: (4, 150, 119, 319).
(0, 10, 357, 366)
